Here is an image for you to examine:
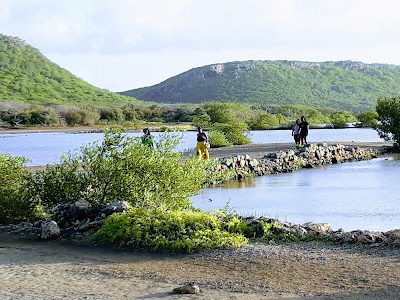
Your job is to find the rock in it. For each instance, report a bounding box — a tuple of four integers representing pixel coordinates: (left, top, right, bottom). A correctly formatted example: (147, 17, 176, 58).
(357, 232, 376, 244)
(41, 220, 60, 240)
(101, 201, 131, 217)
(303, 222, 332, 233)
(172, 283, 201, 294)
(384, 229, 400, 245)
(74, 199, 91, 209)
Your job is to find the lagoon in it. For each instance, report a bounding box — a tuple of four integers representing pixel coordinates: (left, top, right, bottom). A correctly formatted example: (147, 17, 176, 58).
(0, 128, 385, 166)
(192, 156, 400, 232)
(0, 127, 398, 232)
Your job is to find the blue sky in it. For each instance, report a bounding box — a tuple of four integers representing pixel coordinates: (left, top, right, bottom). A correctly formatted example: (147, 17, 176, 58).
(1, 0, 400, 92)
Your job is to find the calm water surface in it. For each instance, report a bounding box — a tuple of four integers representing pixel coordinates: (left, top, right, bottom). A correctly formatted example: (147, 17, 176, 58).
(191, 156, 400, 232)
(0, 128, 384, 166)
(0, 128, 397, 231)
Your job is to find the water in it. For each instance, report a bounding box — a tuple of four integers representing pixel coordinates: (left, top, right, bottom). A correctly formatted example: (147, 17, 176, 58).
(191, 156, 400, 232)
(0, 128, 384, 166)
(1, 127, 398, 231)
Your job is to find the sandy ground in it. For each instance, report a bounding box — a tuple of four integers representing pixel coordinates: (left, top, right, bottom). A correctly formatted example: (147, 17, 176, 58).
(1, 232, 399, 300)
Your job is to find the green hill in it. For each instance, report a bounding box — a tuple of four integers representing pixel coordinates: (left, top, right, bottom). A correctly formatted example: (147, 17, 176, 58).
(0, 34, 141, 106)
(120, 60, 400, 113)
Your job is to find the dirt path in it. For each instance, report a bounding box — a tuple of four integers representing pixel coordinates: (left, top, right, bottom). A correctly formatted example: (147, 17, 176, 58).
(208, 141, 393, 159)
(1, 232, 399, 300)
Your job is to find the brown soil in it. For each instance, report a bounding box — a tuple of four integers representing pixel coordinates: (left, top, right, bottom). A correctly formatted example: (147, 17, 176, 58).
(0, 232, 399, 300)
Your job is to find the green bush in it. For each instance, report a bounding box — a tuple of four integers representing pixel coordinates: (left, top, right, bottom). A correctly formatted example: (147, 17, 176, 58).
(32, 128, 224, 209)
(374, 97, 400, 145)
(211, 123, 251, 146)
(329, 110, 357, 128)
(95, 207, 248, 252)
(357, 110, 378, 127)
(208, 129, 232, 147)
(250, 111, 288, 130)
(0, 154, 36, 223)
(31, 160, 84, 208)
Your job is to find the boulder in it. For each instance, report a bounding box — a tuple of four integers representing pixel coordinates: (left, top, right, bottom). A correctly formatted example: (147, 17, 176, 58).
(41, 220, 60, 240)
(172, 283, 201, 294)
(303, 222, 332, 233)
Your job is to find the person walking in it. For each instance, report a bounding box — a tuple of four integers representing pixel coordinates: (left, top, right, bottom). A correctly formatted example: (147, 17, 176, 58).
(141, 128, 154, 148)
(299, 116, 309, 145)
(196, 126, 209, 160)
(292, 119, 301, 148)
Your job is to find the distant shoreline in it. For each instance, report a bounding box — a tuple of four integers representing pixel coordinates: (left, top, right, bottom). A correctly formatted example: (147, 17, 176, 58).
(0, 123, 371, 135)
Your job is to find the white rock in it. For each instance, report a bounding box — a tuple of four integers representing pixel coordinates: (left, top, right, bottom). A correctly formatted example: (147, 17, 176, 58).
(41, 220, 60, 240)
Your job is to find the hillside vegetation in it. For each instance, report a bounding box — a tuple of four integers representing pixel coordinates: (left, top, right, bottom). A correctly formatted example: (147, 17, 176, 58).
(121, 60, 400, 113)
(0, 34, 140, 106)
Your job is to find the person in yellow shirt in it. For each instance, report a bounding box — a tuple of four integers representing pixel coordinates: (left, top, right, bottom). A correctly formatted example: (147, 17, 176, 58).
(196, 126, 209, 160)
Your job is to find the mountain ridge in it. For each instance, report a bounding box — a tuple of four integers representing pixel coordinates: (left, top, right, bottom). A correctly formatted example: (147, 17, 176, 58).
(120, 59, 400, 113)
(0, 34, 141, 106)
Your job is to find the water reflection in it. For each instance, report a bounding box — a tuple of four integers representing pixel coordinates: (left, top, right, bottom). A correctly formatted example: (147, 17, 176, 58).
(192, 157, 400, 231)
(210, 178, 256, 189)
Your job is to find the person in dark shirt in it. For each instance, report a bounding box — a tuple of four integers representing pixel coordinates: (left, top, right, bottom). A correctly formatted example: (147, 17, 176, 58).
(299, 116, 309, 145)
(141, 128, 154, 148)
(196, 126, 209, 159)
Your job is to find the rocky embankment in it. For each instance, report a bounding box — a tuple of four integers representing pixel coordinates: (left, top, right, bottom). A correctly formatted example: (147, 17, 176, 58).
(214, 142, 380, 179)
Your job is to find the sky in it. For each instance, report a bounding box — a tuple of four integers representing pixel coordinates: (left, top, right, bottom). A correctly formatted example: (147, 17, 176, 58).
(1, 0, 400, 92)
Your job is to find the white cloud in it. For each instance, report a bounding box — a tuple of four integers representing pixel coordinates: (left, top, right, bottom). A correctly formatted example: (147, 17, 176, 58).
(2, 0, 400, 91)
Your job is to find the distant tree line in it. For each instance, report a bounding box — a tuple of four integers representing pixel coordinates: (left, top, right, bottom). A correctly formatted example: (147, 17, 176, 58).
(0, 101, 370, 130)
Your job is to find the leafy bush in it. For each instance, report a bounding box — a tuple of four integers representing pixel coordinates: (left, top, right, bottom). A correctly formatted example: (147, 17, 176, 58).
(211, 122, 251, 145)
(95, 207, 248, 252)
(32, 128, 224, 209)
(208, 129, 232, 147)
(374, 97, 400, 145)
(0, 154, 36, 223)
(250, 111, 288, 130)
(329, 110, 357, 128)
(357, 110, 378, 127)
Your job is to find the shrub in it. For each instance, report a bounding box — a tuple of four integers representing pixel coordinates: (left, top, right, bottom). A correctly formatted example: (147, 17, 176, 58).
(250, 111, 287, 129)
(329, 110, 357, 128)
(211, 123, 251, 146)
(357, 110, 378, 127)
(95, 207, 248, 252)
(374, 97, 400, 145)
(32, 128, 223, 209)
(208, 129, 232, 148)
(0, 154, 36, 223)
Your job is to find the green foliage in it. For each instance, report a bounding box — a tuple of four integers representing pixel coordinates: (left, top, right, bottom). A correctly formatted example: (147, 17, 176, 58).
(99, 107, 125, 123)
(15, 106, 60, 126)
(95, 207, 248, 252)
(357, 110, 379, 127)
(211, 123, 251, 145)
(202, 102, 252, 146)
(0, 34, 141, 106)
(0, 154, 36, 223)
(121, 60, 400, 114)
(250, 111, 288, 129)
(59, 106, 100, 126)
(374, 97, 400, 144)
(329, 110, 357, 128)
(32, 128, 223, 209)
(270, 105, 331, 125)
(208, 129, 232, 147)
